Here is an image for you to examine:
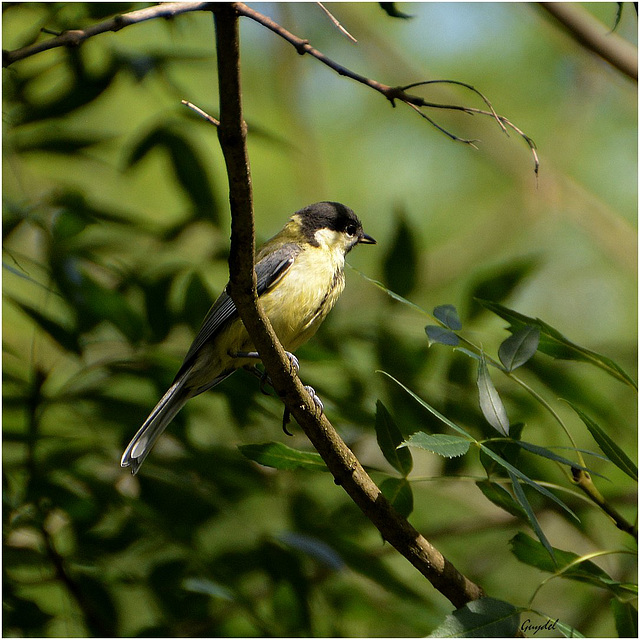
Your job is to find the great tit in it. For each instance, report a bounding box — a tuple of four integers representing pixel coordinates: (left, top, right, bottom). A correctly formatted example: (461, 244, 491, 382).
(121, 201, 375, 473)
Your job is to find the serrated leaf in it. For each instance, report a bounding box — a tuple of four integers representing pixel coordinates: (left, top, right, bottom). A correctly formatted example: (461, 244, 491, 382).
(425, 325, 459, 347)
(510, 533, 634, 597)
(565, 402, 637, 482)
(380, 477, 413, 518)
(476, 299, 637, 389)
(375, 401, 413, 475)
(430, 597, 519, 638)
(508, 471, 555, 560)
(433, 304, 462, 330)
(239, 442, 328, 472)
(498, 325, 540, 371)
(611, 598, 638, 638)
(479, 445, 578, 520)
(476, 480, 527, 519)
(477, 354, 509, 436)
(402, 432, 470, 458)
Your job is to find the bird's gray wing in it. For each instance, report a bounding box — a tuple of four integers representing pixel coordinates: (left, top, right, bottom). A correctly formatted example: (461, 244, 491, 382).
(173, 244, 300, 381)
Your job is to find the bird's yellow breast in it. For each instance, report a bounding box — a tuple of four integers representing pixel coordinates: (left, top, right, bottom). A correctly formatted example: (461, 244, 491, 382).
(260, 241, 346, 351)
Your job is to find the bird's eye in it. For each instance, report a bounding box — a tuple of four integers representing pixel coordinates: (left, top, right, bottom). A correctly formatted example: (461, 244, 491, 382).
(345, 224, 357, 237)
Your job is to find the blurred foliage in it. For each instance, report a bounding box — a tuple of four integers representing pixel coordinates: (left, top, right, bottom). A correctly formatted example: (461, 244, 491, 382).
(3, 2, 637, 637)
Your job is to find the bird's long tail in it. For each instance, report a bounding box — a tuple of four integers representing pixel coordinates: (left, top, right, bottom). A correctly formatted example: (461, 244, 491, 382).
(121, 375, 191, 475)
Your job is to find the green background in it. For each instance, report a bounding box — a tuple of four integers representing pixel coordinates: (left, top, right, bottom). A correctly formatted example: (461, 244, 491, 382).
(3, 3, 637, 637)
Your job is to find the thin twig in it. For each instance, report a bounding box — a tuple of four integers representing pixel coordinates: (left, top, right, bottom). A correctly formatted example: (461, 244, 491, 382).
(181, 99, 220, 126)
(317, 2, 358, 43)
(401, 79, 507, 134)
(3, 2, 213, 67)
(406, 102, 480, 148)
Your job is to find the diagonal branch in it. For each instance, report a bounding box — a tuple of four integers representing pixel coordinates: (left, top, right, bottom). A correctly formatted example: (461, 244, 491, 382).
(538, 2, 638, 82)
(2, 2, 212, 68)
(213, 2, 485, 609)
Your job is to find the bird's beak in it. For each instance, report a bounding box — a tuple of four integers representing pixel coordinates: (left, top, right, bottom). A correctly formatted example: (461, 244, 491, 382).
(359, 232, 376, 245)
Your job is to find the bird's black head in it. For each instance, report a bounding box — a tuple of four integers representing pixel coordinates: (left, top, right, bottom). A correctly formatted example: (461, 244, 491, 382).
(295, 201, 376, 249)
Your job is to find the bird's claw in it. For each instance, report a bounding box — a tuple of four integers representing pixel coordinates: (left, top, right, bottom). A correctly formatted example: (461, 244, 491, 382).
(281, 385, 324, 436)
(304, 385, 324, 413)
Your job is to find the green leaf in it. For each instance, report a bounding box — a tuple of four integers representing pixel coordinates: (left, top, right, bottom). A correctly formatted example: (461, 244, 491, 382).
(183, 577, 234, 601)
(565, 402, 637, 481)
(508, 471, 554, 560)
(383, 214, 418, 297)
(554, 619, 585, 638)
(21, 52, 119, 124)
(430, 597, 519, 638)
(425, 325, 460, 347)
(379, 2, 414, 19)
(126, 124, 219, 224)
(239, 442, 328, 472)
(476, 299, 637, 389)
(278, 532, 345, 570)
(10, 299, 80, 354)
(380, 477, 413, 518)
(78, 276, 145, 344)
(182, 271, 214, 332)
(498, 326, 540, 371)
(477, 354, 510, 436)
(611, 598, 638, 638)
(402, 432, 470, 458)
(377, 372, 473, 439)
(467, 258, 538, 321)
(73, 572, 119, 637)
(476, 480, 527, 519)
(433, 304, 462, 330)
(375, 401, 413, 475)
(479, 445, 578, 520)
(515, 440, 606, 479)
(510, 533, 634, 597)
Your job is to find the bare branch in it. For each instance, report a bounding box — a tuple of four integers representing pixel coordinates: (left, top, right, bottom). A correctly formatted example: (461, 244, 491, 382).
(538, 2, 638, 82)
(181, 99, 220, 126)
(3, 2, 213, 68)
(317, 2, 358, 43)
(401, 79, 508, 135)
(406, 102, 480, 148)
(3, 1, 537, 172)
(235, 2, 539, 173)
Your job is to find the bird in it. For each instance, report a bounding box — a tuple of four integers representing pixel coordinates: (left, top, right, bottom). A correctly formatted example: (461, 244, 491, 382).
(121, 201, 376, 473)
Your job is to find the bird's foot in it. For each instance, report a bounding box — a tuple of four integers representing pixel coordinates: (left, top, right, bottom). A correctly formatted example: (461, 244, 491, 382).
(281, 384, 324, 436)
(232, 350, 322, 433)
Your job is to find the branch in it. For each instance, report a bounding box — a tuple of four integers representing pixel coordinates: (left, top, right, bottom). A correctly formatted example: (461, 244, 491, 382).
(3, 2, 537, 171)
(234, 2, 538, 173)
(213, 3, 484, 609)
(3, 2, 212, 67)
(538, 2, 638, 82)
